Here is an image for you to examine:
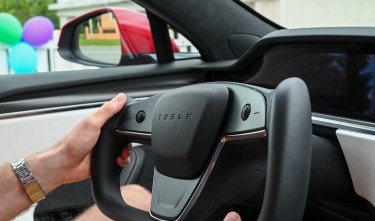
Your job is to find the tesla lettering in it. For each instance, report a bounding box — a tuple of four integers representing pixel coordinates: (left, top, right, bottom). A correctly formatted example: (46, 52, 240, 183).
(158, 113, 192, 120)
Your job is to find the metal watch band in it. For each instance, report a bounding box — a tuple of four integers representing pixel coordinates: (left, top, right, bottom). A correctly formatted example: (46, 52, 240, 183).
(11, 158, 46, 203)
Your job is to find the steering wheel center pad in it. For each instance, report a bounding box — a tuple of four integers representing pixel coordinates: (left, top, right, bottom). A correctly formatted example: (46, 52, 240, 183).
(151, 84, 228, 178)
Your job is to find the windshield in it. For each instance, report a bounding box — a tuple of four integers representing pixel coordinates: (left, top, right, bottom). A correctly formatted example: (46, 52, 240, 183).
(241, 0, 375, 28)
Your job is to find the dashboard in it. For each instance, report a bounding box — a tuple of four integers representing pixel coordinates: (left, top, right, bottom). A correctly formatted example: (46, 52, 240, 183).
(249, 44, 375, 122)
(238, 28, 375, 125)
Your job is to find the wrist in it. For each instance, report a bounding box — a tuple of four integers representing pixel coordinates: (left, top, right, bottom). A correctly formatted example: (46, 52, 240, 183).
(26, 145, 65, 194)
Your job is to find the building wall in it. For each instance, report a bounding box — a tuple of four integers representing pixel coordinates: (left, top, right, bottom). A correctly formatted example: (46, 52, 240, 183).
(243, 0, 375, 28)
(49, 0, 143, 27)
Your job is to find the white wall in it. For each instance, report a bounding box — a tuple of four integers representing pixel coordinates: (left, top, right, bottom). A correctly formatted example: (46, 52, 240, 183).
(246, 0, 375, 28)
(49, 0, 144, 27)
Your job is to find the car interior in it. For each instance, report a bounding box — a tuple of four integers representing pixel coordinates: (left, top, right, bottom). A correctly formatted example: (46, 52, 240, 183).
(0, 0, 374, 220)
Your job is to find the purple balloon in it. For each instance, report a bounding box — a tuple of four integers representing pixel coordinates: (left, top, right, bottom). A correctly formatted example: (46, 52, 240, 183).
(22, 16, 54, 47)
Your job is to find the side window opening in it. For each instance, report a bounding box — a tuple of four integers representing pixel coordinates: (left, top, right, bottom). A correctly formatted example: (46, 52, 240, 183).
(168, 26, 200, 60)
(0, 1, 200, 76)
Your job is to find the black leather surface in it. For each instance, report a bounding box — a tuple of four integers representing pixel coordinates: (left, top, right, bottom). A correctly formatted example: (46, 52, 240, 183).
(258, 78, 312, 221)
(151, 84, 229, 178)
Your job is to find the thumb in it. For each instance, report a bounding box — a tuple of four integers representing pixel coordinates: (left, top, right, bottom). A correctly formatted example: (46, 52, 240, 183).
(223, 212, 241, 221)
(90, 93, 127, 130)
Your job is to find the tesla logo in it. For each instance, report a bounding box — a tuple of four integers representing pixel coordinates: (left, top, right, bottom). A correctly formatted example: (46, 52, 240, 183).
(158, 113, 193, 121)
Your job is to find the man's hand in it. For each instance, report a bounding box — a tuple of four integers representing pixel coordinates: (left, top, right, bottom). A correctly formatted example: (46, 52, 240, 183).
(0, 93, 132, 220)
(57, 93, 130, 184)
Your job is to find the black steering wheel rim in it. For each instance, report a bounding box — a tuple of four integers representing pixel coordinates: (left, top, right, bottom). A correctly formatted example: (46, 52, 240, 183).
(91, 77, 312, 221)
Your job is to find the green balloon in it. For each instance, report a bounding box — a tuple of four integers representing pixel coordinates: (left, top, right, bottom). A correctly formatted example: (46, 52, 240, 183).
(0, 13, 22, 46)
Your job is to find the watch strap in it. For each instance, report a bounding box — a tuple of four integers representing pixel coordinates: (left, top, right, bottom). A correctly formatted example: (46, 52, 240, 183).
(12, 158, 46, 203)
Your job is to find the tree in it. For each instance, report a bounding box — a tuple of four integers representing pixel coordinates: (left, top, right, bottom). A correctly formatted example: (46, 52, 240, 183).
(0, 0, 59, 28)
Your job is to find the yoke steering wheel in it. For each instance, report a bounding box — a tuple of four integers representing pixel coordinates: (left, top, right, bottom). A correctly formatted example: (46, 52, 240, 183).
(91, 78, 312, 221)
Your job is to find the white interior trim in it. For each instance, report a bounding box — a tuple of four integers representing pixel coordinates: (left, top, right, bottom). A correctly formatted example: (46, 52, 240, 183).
(0, 108, 98, 164)
(336, 129, 375, 207)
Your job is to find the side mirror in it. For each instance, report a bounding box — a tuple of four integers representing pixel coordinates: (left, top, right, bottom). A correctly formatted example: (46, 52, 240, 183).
(58, 7, 180, 67)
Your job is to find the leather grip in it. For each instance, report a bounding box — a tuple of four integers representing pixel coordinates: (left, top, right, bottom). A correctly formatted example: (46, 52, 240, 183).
(258, 78, 312, 221)
(91, 98, 152, 221)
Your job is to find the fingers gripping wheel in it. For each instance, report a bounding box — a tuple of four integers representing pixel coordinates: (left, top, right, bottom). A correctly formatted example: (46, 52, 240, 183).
(91, 98, 151, 221)
(91, 79, 312, 221)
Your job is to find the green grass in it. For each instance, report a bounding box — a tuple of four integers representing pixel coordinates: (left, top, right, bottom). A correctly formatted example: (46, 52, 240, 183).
(79, 38, 120, 46)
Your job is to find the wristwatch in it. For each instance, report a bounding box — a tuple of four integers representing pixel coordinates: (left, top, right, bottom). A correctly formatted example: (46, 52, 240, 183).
(12, 158, 46, 203)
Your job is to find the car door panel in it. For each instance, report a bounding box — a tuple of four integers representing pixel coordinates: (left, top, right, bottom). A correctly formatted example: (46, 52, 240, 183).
(0, 61, 207, 163)
(0, 74, 202, 114)
(0, 107, 96, 164)
(0, 65, 209, 106)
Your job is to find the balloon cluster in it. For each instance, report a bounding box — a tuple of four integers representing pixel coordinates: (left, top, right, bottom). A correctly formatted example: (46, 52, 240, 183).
(0, 13, 54, 74)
